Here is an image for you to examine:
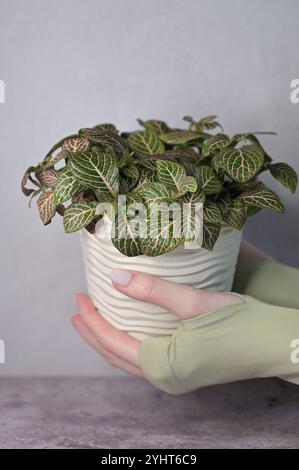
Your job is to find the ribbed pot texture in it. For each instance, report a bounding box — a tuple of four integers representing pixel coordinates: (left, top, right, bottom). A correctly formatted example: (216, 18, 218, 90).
(80, 225, 242, 340)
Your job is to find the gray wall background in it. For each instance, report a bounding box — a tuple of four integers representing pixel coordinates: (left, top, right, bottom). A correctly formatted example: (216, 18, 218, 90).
(0, 0, 298, 376)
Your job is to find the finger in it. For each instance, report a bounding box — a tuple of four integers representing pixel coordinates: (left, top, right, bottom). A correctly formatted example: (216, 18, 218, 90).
(111, 269, 204, 318)
(76, 293, 141, 368)
(71, 315, 145, 378)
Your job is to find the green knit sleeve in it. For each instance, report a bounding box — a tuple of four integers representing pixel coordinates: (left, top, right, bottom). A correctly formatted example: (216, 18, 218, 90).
(233, 260, 299, 309)
(139, 296, 299, 394)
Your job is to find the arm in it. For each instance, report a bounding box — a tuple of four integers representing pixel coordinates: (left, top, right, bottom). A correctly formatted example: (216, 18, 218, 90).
(234, 241, 299, 309)
(72, 262, 299, 394)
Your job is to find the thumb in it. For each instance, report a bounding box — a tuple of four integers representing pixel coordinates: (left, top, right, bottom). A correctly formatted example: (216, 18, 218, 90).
(110, 269, 203, 319)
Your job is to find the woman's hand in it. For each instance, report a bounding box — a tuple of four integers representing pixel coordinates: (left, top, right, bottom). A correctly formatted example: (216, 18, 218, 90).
(71, 269, 242, 378)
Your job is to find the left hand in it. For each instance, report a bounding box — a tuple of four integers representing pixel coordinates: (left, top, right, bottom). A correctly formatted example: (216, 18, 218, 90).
(72, 269, 242, 378)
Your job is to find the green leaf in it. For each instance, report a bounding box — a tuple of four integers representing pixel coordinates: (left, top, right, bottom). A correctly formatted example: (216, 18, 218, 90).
(215, 190, 231, 216)
(203, 201, 222, 223)
(202, 134, 230, 157)
(137, 119, 169, 134)
(156, 160, 186, 190)
(119, 177, 135, 194)
(202, 222, 221, 251)
(139, 182, 174, 204)
(198, 115, 223, 131)
(240, 184, 285, 213)
(37, 191, 56, 225)
(140, 219, 181, 257)
(128, 130, 165, 157)
(85, 129, 128, 153)
(69, 151, 119, 196)
(94, 123, 118, 132)
(231, 132, 277, 147)
(221, 145, 265, 182)
(270, 163, 298, 193)
(159, 130, 200, 145)
(212, 153, 225, 180)
(138, 168, 157, 186)
(223, 199, 247, 229)
(41, 169, 58, 188)
(179, 188, 205, 205)
(112, 211, 143, 257)
(121, 163, 140, 181)
(177, 176, 198, 195)
(62, 137, 89, 153)
(163, 148, 199, 161)
(21, 166, 41, 196)
(194, 166, 222, 194)
(54, 167, 82, 205)
(63, 201, 97, 233)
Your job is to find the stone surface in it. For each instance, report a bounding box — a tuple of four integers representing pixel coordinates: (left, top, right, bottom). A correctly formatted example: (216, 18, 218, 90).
(0, 377, 299, 449)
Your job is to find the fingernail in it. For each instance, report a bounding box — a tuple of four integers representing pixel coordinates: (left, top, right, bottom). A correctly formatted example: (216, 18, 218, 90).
(111, 269, 133, 287)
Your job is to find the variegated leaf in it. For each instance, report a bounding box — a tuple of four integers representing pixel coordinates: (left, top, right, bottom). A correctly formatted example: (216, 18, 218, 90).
(270, 163, 298, 193)
(195, 166, 222, 194)
(215, 190, 231, 216)
(54, 167, 82, 205)
(140, 219, 181, 257)
(203, 201, 222, 223)
(94, 123, 118, 132)
(37, 191, 56, 225)
(212, 153, 225, 173)
(63, 201, 97, 233)
(163, 147, 199, 161)
(179, 188, 205, 205)
(179, 176, 198, 194)
(231, 132, 276, 147)
(159, 130, 199, 145)
(240, 184, 284, 213)
(223, 199, 247, 229)
(69, 151, 119, 196)
(198, 115, 223, 131)
(202, 134, 230, 157)
(111, 208, 143, 257)
(202, 222, 221, 251)
(137, 168, 157, 187)
(119, 177, 135, 194)
(121, 163, 140, 181)
(21, 166, 41, 196)
(128, 130, 165, 157)
(41, 169, 58, 188)
(137, 119, 169, 134)
(139, 182, 174, 204)
(221, 145, 265, 182)
(62, 137, 89, 153)
(85, 129, 128, 153)
(157, 160, 186, 190)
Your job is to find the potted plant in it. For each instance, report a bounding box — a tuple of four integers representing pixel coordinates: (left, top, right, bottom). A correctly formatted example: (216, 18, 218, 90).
(22, 115, 298, 339)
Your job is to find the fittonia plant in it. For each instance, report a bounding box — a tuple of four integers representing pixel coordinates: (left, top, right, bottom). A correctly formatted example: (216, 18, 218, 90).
(21, 115, 298, 256)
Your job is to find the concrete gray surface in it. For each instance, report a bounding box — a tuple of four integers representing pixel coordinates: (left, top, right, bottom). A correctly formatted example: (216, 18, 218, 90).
(0, 377, 299, 449)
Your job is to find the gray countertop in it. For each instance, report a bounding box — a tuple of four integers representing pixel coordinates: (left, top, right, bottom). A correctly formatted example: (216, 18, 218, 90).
(0, 377, 299, 449)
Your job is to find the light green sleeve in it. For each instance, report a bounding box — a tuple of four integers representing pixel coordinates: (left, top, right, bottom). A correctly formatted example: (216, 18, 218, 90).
(139, 261, 299, 394)
(233, 259, 299, 310)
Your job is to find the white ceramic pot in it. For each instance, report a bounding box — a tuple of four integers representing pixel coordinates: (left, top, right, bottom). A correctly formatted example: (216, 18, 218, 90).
(80, 224, 242, 340)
